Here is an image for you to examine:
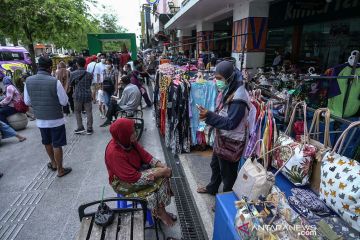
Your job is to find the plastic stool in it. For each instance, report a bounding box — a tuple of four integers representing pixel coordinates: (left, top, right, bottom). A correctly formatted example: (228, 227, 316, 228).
(116, 193, 154, 227)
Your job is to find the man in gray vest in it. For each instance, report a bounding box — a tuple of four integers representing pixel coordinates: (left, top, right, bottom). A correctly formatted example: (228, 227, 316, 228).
(24, 57, 72, 177)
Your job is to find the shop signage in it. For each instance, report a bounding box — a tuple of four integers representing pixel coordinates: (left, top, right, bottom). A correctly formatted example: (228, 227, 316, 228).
(269, 0, 360, 28)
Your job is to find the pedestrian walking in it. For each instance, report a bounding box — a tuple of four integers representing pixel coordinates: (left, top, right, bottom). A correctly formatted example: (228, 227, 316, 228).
(24, 57, 72, 178)
(102, 58, 119, 108)
(55, 61, 71, 115)
(69, 57, 94, 135)
(86, 55, 98, 104)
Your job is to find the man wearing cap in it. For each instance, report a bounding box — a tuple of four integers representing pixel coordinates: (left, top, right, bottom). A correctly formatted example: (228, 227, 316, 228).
(24, 57, 72, 178)
(86, 55, 98, 103)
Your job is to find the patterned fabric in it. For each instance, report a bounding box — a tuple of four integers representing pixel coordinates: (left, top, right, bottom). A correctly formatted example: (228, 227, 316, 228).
(320, 152, 360, 232)
(189, 81, 217, 145)
(273, 133, 317, 186)
(0, 85, 21, 107)
(291, 188, 330, 216)
(288, 196, 321, 223)
(111, 173, 172, 210)
(69, 69, 93, 102)
(319, 216, 360, 239)
(267, 186, 299, 224)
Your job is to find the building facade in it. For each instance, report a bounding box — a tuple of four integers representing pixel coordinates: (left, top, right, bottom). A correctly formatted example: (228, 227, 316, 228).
(161, 0, 360, 73)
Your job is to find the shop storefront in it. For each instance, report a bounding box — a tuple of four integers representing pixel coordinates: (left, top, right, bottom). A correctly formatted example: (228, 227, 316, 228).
(265, 0, 360, 71)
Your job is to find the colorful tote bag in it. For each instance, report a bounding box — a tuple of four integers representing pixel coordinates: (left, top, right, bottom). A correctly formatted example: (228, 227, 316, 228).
(320, 121, 360, 232)
(273, 102, 317, 186)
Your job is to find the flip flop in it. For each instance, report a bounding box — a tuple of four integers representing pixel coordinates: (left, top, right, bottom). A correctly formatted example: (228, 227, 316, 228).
(57, 167, 72, 177)
(19, 137, 27, 142)
(47, 162, 57, 171)
(168, 212, 177, 222)
(197, 186, 209, 194)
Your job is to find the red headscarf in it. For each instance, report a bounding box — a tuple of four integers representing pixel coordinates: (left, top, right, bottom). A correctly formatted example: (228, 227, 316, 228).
(105, 118, 153, 183)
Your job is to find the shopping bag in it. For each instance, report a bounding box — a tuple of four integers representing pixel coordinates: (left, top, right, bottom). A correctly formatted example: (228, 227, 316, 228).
(233, 140, 293, 201)
(272, 101, 317, 186)
(319, 121, 360, 232)
(308, 108, 332, 193)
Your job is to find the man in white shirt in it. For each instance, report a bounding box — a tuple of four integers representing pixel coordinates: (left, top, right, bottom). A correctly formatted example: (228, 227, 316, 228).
(95, 53, 106, 84)
(24, 57, 72, 178)
(86, 55, 98, 103)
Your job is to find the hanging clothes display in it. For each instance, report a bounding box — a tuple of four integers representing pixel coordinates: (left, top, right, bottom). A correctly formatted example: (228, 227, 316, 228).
(189, 81, 217, 146)
(327, 66, 360, 118)
(154, 64, 218, 153)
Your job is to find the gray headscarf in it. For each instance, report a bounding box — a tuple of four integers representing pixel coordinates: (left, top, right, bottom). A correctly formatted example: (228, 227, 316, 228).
(214, 61, 234, 81)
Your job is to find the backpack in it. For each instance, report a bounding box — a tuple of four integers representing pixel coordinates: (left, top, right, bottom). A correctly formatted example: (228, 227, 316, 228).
(103, 71, 115, 94)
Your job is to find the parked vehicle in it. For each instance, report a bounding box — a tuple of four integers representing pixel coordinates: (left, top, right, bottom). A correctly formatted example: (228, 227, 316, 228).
(0, 46, 32, 80)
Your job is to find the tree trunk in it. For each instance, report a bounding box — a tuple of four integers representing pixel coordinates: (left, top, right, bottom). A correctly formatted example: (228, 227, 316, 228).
(28, 42, 37, 73)
(23, 24, 37, 73)
(0, 35, 6, 46)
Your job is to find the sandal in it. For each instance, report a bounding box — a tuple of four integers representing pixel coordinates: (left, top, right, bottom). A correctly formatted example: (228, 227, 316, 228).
(197, 186, 209, 194)
(57, 167, 72, 177)
(18, 137, 27, 142)
(47, 162, 57, 171)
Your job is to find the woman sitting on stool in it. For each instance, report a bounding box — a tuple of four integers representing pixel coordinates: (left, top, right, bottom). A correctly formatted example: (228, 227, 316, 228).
(0, 76, 22, 124)
(105, 118, 176, 226)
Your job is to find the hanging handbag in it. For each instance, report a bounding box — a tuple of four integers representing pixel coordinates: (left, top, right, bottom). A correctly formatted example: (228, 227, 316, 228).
(272, 101, 317, 186)
(233, 139, 293, 201)
(308, 108, 332, 193)
(13, 97, 29, 113)
(213, 130, 245, 162)
(319, 121, 360, 232)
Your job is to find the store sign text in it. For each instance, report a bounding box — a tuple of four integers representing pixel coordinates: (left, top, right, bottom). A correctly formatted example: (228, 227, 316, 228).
(284, 0, 359, 21)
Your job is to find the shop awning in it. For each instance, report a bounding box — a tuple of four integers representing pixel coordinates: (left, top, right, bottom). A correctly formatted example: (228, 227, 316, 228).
(165, 0, 237, 30)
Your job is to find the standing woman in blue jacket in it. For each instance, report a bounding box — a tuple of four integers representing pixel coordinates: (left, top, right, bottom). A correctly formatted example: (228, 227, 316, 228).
(197, 61, 250, 195)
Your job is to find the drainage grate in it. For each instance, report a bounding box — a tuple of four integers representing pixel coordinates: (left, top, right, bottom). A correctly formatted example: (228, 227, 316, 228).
(159, 135, 208, 240)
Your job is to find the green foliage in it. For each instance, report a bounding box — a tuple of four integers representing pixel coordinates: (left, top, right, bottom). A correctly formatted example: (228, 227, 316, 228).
(99, 13, 128, 33)
(0, 0, 129, 56)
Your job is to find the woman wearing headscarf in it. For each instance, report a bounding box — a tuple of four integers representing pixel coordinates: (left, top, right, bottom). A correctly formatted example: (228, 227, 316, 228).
(197, 61, 251, 195)
(105, 118, 177, 226)
(131, 60, 152, 107)
(0, 76, 22, 124)
(55, 61, 71, 115)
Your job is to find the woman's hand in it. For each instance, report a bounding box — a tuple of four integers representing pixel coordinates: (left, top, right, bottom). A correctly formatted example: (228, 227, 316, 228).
(198, 105, 208, 120)
(155, 161, 166, 168)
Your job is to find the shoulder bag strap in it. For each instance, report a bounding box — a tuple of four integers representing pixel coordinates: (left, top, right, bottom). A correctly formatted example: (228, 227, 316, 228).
(331, 121, 360, 155)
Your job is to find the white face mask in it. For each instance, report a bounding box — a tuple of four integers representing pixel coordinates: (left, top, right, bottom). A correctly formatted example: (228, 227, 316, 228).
(101, 59, 106, 64)
(106, 64, 111, 70)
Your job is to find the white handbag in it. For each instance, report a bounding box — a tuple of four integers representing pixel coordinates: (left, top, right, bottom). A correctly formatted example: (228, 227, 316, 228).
(233, 140, 293, 201)
(319, 121, 360, 232)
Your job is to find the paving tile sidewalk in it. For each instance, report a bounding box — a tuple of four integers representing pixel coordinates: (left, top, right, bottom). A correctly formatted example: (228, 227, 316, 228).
(0, 105, 181, 240)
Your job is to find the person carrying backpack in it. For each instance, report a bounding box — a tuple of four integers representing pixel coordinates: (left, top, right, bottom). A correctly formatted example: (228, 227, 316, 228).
(102, 58, 119, 108)
(70, 57, 94, 135)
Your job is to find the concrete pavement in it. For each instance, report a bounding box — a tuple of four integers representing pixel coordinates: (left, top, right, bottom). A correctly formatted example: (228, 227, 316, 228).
(0, 106, 181, 240)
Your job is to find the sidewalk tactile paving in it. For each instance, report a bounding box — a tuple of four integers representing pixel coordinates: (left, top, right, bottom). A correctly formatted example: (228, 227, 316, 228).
(0, 132, 80, 240)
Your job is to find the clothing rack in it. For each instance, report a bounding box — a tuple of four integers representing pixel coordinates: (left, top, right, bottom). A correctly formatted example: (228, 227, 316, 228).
(300, 75, 359, 80)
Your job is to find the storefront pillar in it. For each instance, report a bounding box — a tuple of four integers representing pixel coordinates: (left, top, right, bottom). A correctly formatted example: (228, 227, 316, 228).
(231, 1, 269, 74)
(177, 29, 193, 53)
(196, 21, 214, 58)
